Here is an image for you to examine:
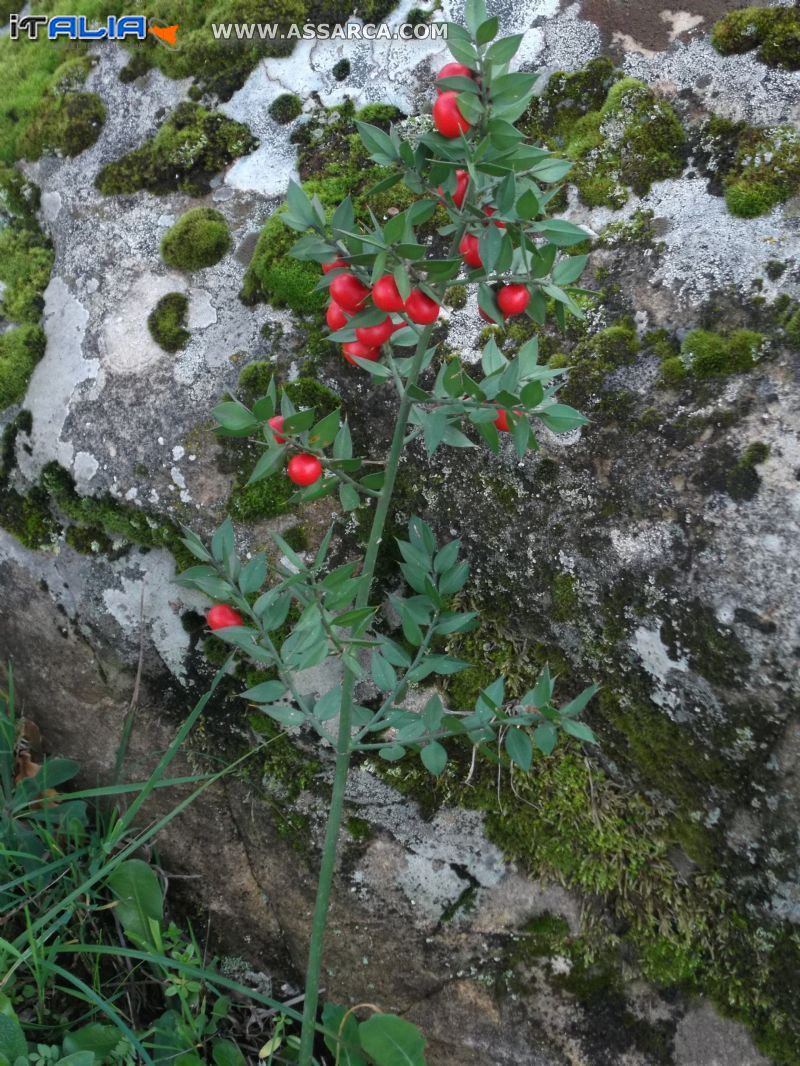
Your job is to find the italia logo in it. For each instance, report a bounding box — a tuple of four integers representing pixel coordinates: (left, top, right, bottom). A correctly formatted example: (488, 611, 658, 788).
(8, 13, 179, 46)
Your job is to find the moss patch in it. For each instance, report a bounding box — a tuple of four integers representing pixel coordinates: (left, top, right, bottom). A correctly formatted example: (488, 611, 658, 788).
(95, 102, 256, 196)
(147, 292, 190, 352)
(711, 6, 800, 69)
(241, 211, 325, 312)
(681, 328, 762, 378)
(0, 167, 54, 331)
(269, 93, 302, 124)
(19, 86, 105, 160)
(524, 64, 685, 208)
(161, 208, 231, 272)
(0, 325, 46, 411)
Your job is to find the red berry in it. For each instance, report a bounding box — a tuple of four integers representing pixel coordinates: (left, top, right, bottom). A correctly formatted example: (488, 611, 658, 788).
(433, 92, 470, 139)
(326, 302, 349, 330)
(268, 414, 286, 443)
(207, 604, 244, 630)
(329, 272, 370, 312)
(356, 316, 395, 346)
(483, 206, 506, 228)
(372, 275, 406, 313)
(494, 408, 523, 432)
(436, 62, 475, 94)
(459, 233, 482, 269)
(438, 168, 469, 208)
(287, 453, 323, 486)
(497, 284, 530, 319)
(322, 257, 346, 274)
(405, 289, 440, 325)
(342, 341, 380, 365)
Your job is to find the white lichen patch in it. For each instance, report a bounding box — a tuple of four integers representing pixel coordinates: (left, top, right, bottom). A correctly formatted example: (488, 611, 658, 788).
(632, 623, 688, 711)
(101, 550, 204, 680)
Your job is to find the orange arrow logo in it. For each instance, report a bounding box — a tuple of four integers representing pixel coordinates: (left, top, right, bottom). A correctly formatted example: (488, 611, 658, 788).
(148, 23, 178, 45)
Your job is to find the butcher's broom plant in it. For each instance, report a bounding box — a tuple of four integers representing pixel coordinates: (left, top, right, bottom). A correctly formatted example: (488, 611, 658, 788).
(179, 3, 600, 1062)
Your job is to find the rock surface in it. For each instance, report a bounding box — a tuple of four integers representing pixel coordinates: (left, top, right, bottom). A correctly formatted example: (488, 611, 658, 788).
(2, 0, 799, 1063)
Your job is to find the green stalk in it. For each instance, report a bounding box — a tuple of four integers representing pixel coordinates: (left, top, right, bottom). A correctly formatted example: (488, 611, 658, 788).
(297, 323, 435, 1065)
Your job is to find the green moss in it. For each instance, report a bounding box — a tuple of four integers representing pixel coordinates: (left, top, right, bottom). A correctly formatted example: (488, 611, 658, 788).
(331, 58, 350, 81)
(711, 6, 800, 69)
(241, 211, 324, 313)
(64, 523, 114, 555)
(726, 441, 770, 502)
(282, 524, 310, 552)
(766, 259, 787, 281)
(147, 292, 190, 352)
(721, 124, 800, 218)
(660, 356, 687, 387)
(346, 816, 374, 841)
(269, 93, 302, 124)
(551, 573, 578, 622)
(560, 320, 639, 409)
(95, 102, 256, 196)
(19, 88, 105, 160)
(355, 103, 403, 125)
(161, 208, 231, 272)
(523, 57, 621, 143)
(0, 324, 46, 411)
(237, 360, 274, 402)
(557, 76, 685, 208)
(681, 328, 762, 377)
(0, 227, 54, 325)
(40, 461, 194, 570)
(443, 284, 467, 310)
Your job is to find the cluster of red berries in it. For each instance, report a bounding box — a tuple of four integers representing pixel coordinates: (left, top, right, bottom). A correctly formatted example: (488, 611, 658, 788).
(324, 262, 441, 367)
(431, 64, 531, 323)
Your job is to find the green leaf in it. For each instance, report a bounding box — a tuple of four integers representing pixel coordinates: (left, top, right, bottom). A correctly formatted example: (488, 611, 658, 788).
(534, 721, 557, 755)
(505, 727, 533, 771)
(560, 683, 599, 717)
(359, 1014, 427, 1066)
(0, 996, 27, 1065)
(439, 560, 470, 597)
(314, 686, 342, 722)
(283, 408, 316, 433)
(447, 35, 479, 67)
(107, 858, 163, 950)
(475, 14, 498, 42)
(212, 1039, 246, 1066)
(213, 400, 257, 435)
(464, 0, 487, 36)
(552, 255, 587, 286)
(356, 121, 398, 164)
(352, 356, 392, 378)
(378, 744, 406, 762)
(247, 445, 286, 485)
(529, 157, 573, 183)
(309, 408, 341, 447)
(533, 219, 588, 247)
(371, 651, 397, 694)
(561, 719, 598, 744)
(239, 553, 267, 595)
(539, 404, 588, 433)
(63, 1023, 122, 1057)
(240, 680, 286, 703)
(322, 1003, 366, 1066)
(485, 33, 523, 64)
(340, 483, 361, 511)
(334, 607, 377, 629)
(421, 741, 448, 776)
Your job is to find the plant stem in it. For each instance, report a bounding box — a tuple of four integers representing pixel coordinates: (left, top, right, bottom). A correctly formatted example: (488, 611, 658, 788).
(297, 324, 434, 1065)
